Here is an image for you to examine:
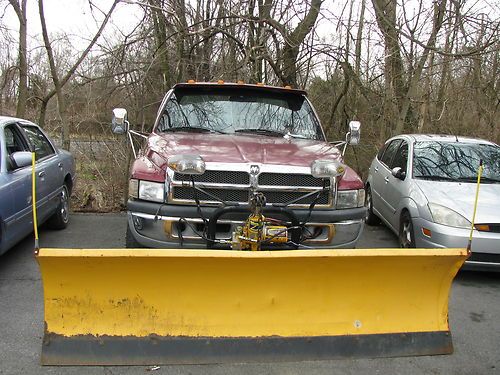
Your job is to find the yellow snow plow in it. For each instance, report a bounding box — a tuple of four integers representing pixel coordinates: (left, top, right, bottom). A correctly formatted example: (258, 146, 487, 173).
(36, 247, 467, 365)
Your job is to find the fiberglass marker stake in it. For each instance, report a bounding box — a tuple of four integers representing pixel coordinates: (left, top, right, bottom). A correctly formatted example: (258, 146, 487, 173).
(31, 146, 39, 254)
(467, 159, 483, 254)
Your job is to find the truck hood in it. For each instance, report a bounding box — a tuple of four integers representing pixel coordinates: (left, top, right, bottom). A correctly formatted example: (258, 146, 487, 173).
(134, 132, 363, 189)
(416, 180, 500, 223)
(149, 132, 342, 166)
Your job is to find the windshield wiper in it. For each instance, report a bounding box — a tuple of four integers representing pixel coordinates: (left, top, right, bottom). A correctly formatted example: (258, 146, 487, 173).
(163, 126, 225, 134)
(234, 128, 285, 137)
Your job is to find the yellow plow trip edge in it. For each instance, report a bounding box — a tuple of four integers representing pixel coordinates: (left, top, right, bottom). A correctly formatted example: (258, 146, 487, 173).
(37, 247, 467, 365)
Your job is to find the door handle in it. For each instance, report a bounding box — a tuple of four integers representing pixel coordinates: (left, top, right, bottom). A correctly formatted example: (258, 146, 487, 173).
(374, 166, 379, 172)
(384, 176, 389, 183)
(38, 171, 46, 178)
(58, 162, 63, 168)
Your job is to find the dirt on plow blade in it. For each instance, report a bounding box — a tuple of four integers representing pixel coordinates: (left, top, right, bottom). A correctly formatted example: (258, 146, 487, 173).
(36, 248, 467, 365)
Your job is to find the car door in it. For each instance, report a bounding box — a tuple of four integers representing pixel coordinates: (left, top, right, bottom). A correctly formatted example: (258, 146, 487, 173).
(21, 125, 62, 222)
(383, 140, 409, 229)
(371, 139, 402, 224)
(1, 123, 33, 249)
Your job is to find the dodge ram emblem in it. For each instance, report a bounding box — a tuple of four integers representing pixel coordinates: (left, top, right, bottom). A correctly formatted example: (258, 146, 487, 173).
(249, 165, 260, 175)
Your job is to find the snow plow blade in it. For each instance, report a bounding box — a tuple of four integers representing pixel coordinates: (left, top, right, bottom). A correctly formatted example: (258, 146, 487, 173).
(37, 248, 467, 365)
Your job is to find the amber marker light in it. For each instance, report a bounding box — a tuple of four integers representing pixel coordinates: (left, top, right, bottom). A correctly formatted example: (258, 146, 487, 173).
(422, 228, 432, 237)
(217, 80, 224, 84)
(474, 224, 490, 232)
(187, 79, 195, 83)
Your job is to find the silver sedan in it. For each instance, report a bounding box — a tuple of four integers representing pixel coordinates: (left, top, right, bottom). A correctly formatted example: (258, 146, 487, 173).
(365, 134, 500, 271)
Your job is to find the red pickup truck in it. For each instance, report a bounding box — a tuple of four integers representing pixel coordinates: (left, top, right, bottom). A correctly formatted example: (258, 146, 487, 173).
(112, 82, 366, 249)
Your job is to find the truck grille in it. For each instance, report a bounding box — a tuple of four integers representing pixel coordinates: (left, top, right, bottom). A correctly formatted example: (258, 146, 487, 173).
(170, 168, 332, 207)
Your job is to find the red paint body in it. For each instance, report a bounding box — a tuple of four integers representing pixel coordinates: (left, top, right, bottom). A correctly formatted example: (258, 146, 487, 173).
(131, 132, 363, 190)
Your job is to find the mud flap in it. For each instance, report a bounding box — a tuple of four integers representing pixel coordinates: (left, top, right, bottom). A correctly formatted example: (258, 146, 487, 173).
(37, 248, 467, 365)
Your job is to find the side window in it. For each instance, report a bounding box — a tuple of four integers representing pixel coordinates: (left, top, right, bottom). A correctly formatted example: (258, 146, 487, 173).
(380, 140, 402, 167)
(377, 142, 389, 160)
(22, 126, 55, 160)
(391, 142, 409, 172)
(5, 125, 29, 157)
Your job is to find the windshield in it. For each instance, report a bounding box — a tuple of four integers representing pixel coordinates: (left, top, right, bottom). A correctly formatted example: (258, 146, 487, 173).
(413, 141, 500, 182)
(156, 89, 323, 140)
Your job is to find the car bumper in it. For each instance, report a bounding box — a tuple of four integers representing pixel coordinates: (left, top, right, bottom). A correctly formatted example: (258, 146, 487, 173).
(127, 199, 366, 249)
(413, 217, 500, 270)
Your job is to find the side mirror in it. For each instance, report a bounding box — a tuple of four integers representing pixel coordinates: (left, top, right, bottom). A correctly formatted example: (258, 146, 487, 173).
(10, 151, 32, 169)
(112, 108, 129, 135)
(391, 167, 406, 180)
(347, 121, 361, 145)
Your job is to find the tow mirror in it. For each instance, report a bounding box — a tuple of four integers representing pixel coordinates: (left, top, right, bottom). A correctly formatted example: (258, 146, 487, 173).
(347, 121, 361, 145)
(391, 167, 406, 180)
(112, 108, 129, 135)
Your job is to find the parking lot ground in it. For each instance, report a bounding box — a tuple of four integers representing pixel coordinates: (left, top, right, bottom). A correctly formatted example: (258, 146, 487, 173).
(0, 213, 499, 374)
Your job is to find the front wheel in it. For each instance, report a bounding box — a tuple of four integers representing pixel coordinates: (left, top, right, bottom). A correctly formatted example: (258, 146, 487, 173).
(46, 185, 70, 230)
(399, 211, 415, 248)
(365, 186, 380, 225)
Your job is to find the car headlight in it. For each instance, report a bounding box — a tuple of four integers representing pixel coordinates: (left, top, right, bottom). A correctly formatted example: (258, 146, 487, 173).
(311, 159, 346, 178)
(133, 180, 165, 202)
(428, 203, 470, 228)
(337, 189, 365, 209)
(168, 154, 206, 175)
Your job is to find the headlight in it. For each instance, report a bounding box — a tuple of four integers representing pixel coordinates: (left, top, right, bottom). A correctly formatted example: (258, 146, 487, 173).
(337, 189, 365, 209)
(138, 180, 165, 202)
(311, 159, 346, 178)
(428, 203, 470, 228)
(168, 154, 206, 175)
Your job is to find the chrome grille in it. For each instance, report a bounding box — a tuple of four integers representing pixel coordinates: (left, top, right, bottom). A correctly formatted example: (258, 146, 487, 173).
(259, 173, 328, 187)
(173, 187, 249, 203)
(174, 171, 249, 185)
(170, 167, 332, 207)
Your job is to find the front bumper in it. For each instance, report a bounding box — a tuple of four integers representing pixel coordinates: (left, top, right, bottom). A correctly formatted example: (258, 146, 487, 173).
(413, 217, 500, 270)
(127, 199, 366, 249)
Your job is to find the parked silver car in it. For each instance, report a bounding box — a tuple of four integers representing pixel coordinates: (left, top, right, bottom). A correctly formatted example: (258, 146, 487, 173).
(0, 116, 75, 255)
(365, 134, 500, 270)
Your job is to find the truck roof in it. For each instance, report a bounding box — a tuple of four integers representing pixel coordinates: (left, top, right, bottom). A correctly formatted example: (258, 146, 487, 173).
(173, 82, 307, 96)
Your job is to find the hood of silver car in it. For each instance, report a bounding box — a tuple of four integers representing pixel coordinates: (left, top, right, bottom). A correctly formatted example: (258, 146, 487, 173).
(415, 180, 500, 224)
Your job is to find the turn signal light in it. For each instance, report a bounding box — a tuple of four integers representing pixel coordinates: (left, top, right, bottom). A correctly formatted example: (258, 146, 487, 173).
(422, 228, 432, 237)
(474, 224, 490, 232)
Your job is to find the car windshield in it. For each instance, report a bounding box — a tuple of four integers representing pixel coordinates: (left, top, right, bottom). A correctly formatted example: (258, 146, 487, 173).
(413, 141, 500, 182)
(156, 88, 323, 140)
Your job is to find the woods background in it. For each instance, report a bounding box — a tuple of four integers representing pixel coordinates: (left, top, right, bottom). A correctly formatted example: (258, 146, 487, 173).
(1, 0, 499, 211)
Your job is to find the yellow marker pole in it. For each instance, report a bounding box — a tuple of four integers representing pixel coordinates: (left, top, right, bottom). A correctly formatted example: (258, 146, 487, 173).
(31, 150, 39, 252)
(467, 160, 483, 254)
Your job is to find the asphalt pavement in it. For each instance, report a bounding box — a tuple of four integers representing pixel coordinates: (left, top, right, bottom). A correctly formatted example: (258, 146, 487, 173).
(0, 213, 499, 374)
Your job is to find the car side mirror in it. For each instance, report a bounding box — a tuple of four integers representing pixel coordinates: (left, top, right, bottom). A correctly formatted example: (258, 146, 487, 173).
(112, 108, 129, 135)
(391, 167, 406, 180)
(347, 121, 361, 145)
(10, 151, 32, 169)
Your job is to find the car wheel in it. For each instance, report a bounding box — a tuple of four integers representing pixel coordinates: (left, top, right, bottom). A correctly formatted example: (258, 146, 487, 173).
(365, 186, 380, 225)
(399, 211, 415, 248)
(126, 225, 144, 248)
(46, 185, 70, 230)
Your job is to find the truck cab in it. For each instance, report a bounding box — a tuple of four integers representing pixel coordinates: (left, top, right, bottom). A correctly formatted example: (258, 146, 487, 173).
(113, 82, 366, 249)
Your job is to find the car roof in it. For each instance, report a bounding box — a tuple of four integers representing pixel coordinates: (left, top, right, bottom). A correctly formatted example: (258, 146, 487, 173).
(393, 134, 497, 146)
(0, 116, 36, 127)
(173, 82, 308, 96)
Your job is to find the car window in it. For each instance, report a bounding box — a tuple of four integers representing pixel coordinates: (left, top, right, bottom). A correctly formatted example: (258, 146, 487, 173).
(391, 141, 408, 172)
(380, 139, 402, 167)
(22, 126, 55, 160)
(377, 142, 388, 160)
(413, 141, 500, 182)
(5, 125, 29, 156)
